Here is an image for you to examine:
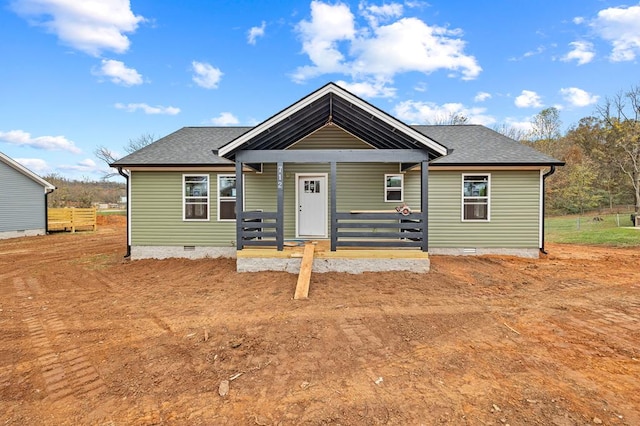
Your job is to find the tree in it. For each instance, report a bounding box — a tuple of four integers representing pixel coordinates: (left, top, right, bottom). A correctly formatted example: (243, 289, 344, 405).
(530, 107, 562, 142)
(558, 160, 602, 214)
(430, 113, 469, 125)
(95, 133, 155, 179)
(492, 123, 528, 141)
(596, 85, 640, 213)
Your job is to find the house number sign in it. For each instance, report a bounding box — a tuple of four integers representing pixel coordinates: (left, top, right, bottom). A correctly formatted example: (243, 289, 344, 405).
(277, 164, 283, 189)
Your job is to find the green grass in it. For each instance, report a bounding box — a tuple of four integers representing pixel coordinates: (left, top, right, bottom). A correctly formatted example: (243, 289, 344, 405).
(546, 212, 640, 246)
(97, 210, 126, 216)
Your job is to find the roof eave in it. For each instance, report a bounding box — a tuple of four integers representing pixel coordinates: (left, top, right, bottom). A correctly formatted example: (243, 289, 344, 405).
(218, 83, 448, 158)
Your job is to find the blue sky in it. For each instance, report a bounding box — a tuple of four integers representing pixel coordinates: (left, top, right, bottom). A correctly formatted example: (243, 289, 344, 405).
(1, 0, 639, 180)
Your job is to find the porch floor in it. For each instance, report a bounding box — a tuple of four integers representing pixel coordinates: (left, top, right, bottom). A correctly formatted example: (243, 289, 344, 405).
(236, 240, 429, 260)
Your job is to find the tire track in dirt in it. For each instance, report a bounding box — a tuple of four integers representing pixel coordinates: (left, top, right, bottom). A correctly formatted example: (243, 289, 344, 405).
(13, 276, 107, 402)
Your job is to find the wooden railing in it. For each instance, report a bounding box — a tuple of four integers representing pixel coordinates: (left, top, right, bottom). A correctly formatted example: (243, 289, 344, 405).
(48, 208, 97, 232)
(332, 212, 425, 250)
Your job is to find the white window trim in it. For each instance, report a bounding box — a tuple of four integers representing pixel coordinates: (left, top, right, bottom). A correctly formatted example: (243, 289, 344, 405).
(183, 174, 210, 222)
(217, 174, 246, 222)
(384, 173, 404, 203)
(461, 173, 491, 222)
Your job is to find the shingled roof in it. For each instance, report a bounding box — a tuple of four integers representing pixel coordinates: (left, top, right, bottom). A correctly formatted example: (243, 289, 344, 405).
(414, 125, 564, 166)
(112, 124, 563, 168)
(112, 127, 250, 167)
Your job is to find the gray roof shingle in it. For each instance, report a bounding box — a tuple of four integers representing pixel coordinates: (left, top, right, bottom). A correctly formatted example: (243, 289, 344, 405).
(112, 127, 251, 167)
(112, 124, 563, 167)
(414, 125, 563, 166)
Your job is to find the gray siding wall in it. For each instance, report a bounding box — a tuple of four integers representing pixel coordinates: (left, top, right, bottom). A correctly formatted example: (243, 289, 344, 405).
(0, 161, 46, 232)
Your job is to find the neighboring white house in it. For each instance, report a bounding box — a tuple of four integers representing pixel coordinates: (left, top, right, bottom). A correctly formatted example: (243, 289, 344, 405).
(0, 152, 55, 240)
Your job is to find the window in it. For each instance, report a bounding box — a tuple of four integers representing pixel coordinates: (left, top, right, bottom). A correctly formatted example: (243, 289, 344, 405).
(218, 174, 237, 221)
(385, 174, 403, 202)
(184, 175, 209, 220)
(462, 174, 490, 221)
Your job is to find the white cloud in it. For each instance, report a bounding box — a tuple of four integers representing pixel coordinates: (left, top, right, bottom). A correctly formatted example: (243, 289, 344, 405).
(504, 117, 534, 134)
(192, 61, 223, 89)
(0, 129, 81, 153)
(248, 21, 266, 45)
(15, 158, 49, 173)
(560, 87, 599, 107)
(590, 4, 640, 61)
(474, 91, 491, 102)
(59, 158, 104, 174)
(335, 79, 396, 98)
(561, 41, 595, 65)
(292, 1, 480, 84)
(393, 100, 495, 125)
(11, 0, 144, 56)
(573, 16, 585, 25)
(210, 112, 240, 126)
(292, 1, 356, 81)
(359, 2, 404, 27)
(514, 90, 543, 108)
(93, 59, 143, 86)
(115, 103, 180, 115)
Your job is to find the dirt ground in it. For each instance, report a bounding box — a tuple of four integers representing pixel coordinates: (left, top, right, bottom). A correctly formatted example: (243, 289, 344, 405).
(1, 218, 638, 425)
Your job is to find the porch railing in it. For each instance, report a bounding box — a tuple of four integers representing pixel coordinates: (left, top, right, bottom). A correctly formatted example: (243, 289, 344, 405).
(238, 211, 283, 249)
(331, 212, 425, 250)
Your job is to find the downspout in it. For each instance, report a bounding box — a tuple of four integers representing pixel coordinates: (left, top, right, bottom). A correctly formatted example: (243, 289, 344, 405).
(117, 167, 131, 258)
(44, 187, 56, 234)
(540, 165, 556, 255)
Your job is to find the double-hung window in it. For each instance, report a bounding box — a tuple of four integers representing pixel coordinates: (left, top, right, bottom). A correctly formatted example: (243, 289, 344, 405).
(462, 174, 490, 221)
(385, 174, 403, 202)
(218, 174, 237, 221)
(183, 175, 209, 220)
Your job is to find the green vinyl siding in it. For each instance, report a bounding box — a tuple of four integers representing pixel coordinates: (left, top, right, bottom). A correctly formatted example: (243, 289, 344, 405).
(426, 170, 541, 248)
(131, 171, 235, 246)
(289, 125, 372, 149)
(256, 162, 408, 239)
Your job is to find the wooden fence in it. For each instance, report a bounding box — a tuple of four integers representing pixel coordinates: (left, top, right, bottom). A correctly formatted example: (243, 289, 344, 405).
(48, 208, 97, 232)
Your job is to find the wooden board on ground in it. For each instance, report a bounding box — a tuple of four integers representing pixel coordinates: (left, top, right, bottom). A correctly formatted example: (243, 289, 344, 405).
(294, 243, 315, 300)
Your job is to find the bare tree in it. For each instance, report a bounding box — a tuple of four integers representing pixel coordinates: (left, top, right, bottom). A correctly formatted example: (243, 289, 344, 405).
(429, 113, 469, 125)
(492, 123, 528, 141)
(596, 85, 640, 213)
(95, 133, 155, 179)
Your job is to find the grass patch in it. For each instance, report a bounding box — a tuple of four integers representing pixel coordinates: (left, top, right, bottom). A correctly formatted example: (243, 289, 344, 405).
(546, 213, 640, 246)
(97, 210, 126, 216)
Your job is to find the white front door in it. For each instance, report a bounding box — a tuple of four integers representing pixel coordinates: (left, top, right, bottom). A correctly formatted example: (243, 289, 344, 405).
(297, 175, 327, 237)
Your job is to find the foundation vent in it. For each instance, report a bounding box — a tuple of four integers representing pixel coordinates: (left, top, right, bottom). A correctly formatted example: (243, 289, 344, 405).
(183, 246, 196, 251)
(463, 248, 477, 254)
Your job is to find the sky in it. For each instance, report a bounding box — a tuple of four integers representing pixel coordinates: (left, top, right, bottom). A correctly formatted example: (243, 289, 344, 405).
(1, 0, 639, 180)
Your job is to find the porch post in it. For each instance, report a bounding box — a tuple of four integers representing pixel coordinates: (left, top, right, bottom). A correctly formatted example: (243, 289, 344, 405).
(330, 161, 337, 251)
(235, 159, 244, 250)
(420, 160, 429, 252)
(276, 161, 284, 251)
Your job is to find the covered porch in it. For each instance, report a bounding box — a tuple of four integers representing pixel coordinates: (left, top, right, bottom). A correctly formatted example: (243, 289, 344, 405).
(217, 83, 447, 273)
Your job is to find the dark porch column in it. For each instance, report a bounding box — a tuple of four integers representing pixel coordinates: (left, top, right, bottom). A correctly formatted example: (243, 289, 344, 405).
(421, 160, 429, 252)
(235, 160, 244, 250)
(276, 161, 284, 251)
(330, 161, 337, 251)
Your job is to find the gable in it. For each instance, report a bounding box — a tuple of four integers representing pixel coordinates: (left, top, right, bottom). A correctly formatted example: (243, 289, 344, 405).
(218, 83, 448, 159)
(288, 125, 374, 150)
(0, 152, 54, 190)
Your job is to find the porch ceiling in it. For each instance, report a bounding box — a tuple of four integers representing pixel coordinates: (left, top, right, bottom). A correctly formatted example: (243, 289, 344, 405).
(226, 92, 445, 159)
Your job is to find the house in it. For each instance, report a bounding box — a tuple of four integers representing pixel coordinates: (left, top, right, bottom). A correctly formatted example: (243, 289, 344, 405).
(0, 151, 56, 240)
(112, 83, 563, 273)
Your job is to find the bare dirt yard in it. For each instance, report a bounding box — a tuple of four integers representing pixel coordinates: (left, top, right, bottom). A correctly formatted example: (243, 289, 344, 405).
(1, 218, 639, 425)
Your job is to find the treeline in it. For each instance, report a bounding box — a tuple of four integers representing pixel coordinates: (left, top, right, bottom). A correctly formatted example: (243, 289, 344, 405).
(44, 174, 125, 208)
(518, 85, 639, 215)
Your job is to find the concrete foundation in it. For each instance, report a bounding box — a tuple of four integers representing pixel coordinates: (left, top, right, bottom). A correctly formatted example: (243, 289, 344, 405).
(131, 245, 236, 260)
(0, 228, 46, 240)
(429, 247, 540, 258)
(237, 257, 430, 274)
